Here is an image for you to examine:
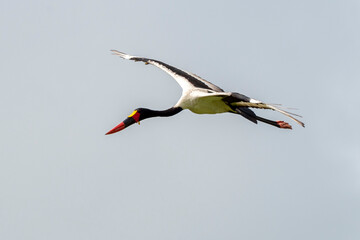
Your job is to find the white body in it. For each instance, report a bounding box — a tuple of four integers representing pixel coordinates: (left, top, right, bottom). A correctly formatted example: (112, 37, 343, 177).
(176, 89, 233, 114)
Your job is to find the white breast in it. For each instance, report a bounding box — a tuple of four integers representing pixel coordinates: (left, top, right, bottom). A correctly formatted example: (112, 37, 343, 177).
(176, 89, 233, 114)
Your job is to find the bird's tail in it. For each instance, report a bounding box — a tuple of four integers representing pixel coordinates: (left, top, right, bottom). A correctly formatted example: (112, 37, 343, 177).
(231, 101, 305, 128)
(234, 108, 293, 129)
(266, 104, 305, 127)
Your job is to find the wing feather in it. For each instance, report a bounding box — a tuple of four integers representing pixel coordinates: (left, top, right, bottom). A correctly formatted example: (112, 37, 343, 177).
(111, 50, 223, 92)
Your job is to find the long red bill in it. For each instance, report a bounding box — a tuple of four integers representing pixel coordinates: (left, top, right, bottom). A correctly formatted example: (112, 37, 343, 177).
(105, 122, 125, 135)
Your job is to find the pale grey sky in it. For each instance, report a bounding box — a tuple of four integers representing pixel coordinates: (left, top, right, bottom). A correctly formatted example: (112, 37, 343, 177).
(1, 0, 359, 239)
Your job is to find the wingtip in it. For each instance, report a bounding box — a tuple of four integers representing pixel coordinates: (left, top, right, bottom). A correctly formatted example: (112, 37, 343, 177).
(110, 50, 132, 59)
(110, 49, 122, 55)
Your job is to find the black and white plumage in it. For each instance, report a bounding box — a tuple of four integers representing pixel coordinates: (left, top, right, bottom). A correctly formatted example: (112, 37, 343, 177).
(106, 50, 304, 135)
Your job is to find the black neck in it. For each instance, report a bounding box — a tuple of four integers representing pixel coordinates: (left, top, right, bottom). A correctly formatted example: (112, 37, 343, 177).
(139, 107, 183, 121)
(149, 107, 183, 117)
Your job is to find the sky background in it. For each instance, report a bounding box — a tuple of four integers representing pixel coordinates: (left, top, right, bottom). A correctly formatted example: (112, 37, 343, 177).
(1, 0, 360, 239)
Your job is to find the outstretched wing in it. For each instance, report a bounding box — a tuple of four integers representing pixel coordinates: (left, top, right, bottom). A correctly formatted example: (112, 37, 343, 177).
(111, 50, 224, 92)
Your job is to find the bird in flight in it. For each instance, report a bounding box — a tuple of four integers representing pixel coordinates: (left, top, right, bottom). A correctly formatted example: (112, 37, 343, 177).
(106, 50, 304, 135)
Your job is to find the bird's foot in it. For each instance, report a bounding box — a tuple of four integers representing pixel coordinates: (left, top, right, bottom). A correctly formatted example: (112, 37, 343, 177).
(276, 121, 292, 129)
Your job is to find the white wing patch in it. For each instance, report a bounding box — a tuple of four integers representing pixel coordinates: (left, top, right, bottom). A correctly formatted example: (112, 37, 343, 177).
(250, 98, 261, 103)
(147, 60, 194, 92)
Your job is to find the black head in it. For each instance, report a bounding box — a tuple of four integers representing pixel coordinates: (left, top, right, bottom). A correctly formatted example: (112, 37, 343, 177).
(105, 107, 182, 135)
(105, 108, 153, 135)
